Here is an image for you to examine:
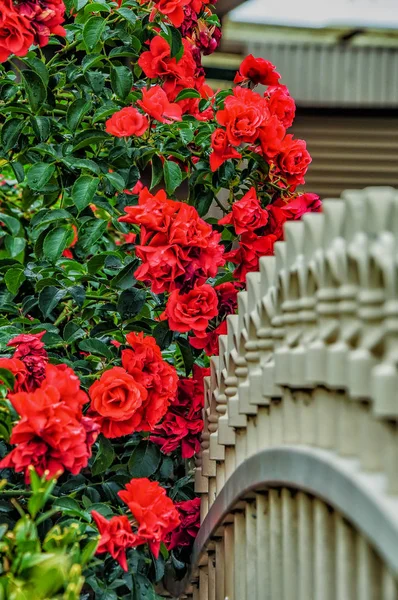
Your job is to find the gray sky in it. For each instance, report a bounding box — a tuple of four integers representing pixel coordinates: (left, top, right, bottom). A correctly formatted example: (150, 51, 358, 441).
(230, 0, 398, 29)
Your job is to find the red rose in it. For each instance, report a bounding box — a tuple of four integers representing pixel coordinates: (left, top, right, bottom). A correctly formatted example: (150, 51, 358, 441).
(120, 188, 225, 293)
(215, 282, 239, 320)
(138, 86, 182, 123)
(219, 187, 269, 235)
(0, 357, 27, 392)
(276, 193, 322, 220)
(0, 366, 99, 481)
(234, 54, 280, 86)
(0, 0, 34, 63)
(105, 107, 149, 138)
(266, 85, 296, 128)
(138, 36, 196, 81)
(121, 332, 178, 430)
(188, 0, 210, 12)
(258, 115, 286, 159)
(44, 363, 88, 416)
(18, 0, 66, 47)
(209, 128, 241, 172)
(91, 511, 137, 572)
(154, 0, 190, 27)
(224, 233, 278, 282)
(89, 366, 147, 438)
(172, 365, 208, 417)
(216, 87, 269, 147)
(150, 410, 203, 458)
(166, 498, 201, 550)
(277, 134, 312, 189)
(7, 331, 48, 391)
(189, 319, 227, 356)
(118, 478, 180, 558)
(161, 284, 218, 336)
(124, 180, 144, 195)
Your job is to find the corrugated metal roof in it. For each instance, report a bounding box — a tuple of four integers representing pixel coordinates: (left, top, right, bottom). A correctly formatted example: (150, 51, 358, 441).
(246, 41, 398, 107)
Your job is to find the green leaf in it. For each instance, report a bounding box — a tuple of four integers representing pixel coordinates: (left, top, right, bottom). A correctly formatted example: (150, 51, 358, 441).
(92, 435, 115, 476)
(79, 218, 107, 251)
(38, 286, 67, 318)
(1, 118, 24, 152)
(110, 260, 137, 290)
(150, 154, 163, 189)
(79, 338, 113, 359)
(5, 236, 26, 258)
(87, 253, 107, 274)
(72, 128, 109, 151)
(43, 227, 72, 262)
(83, 16, 106, 52)
(0, 368, 15, 390)
(153, 321, 173, 350)
(117, 288, 146, 319)
(66, 98, 92, 132)
(82, 53, 104, 73)
(163, 160, 182, 196)
(116, 7, 138, 25)
(11, 161, 25, 183)
(105, 172, 125, 191)
(5, 266, 25, 295)
(175, 88, 201, 102)
(128, 442, 161, 477)
(22, 70, 47, 113)
(30, 116, 51, 142)
(84, 1, 111, 13)
(27, 163, 55, 191)
(179, 126, 194, 145)
(110, 65, 133, 100)
(177, 338, 194, 376)
(62, 157, 100, 175)
(63, 321, 86, 343)
(162, 26, 183, 60)
(0, 213, 21, 236)
(72, 175, 99, 212)
(22, 57, 49, 86)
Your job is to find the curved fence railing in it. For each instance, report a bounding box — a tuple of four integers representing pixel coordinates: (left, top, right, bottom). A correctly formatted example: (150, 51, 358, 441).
(172, 186, 398, 600)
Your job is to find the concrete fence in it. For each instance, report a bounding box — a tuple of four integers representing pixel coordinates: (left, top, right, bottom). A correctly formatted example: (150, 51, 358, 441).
(176, 186, 398, 599)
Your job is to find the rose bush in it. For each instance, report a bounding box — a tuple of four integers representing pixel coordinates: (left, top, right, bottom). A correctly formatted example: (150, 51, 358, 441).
(0, 0, 320, 596)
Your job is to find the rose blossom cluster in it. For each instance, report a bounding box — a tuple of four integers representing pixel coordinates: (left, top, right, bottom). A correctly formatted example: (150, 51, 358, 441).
(220, 187, 322, 282)
(93, 477, 180, 570)
(0, 357, 99, 481)
(119, 187, 225, 294)
(92, 477, 200, 571)
(150, 365, 210, 458)
(88, 331, 178, 438)
(0, 0, 65, 62)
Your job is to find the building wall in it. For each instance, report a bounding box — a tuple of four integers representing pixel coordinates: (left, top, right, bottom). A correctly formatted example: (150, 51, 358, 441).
(292, 109, 398, 198)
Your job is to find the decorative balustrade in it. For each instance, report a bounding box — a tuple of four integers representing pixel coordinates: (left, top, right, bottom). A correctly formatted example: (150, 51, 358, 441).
(169, 186, 398, 600)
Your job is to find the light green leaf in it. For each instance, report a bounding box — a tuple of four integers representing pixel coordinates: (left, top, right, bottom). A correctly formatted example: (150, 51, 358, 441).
(110, 65, 132, 100)
(66, 98, 92, 131)
(43, 227, 72, 262)
(72, 175, 99, 212)
(83, 16, 106, 52)
(27, 163, 55, 191)
(163, 160, 182, 195)
(38, 286, 67, 318)
(1, 118, 24, 152)
(92, 435, 115, 476)
(5, 266, 25, 295)
(22, 70, 47, 113)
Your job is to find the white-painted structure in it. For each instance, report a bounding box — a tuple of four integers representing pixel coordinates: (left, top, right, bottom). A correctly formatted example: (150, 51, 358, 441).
(169, 186, 398, 600)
